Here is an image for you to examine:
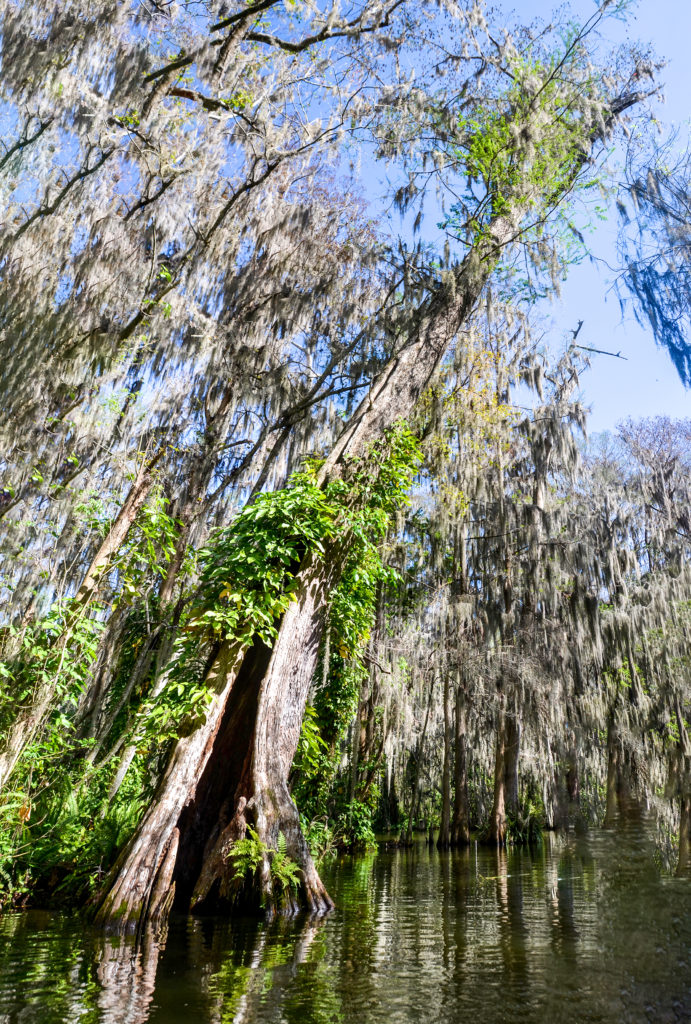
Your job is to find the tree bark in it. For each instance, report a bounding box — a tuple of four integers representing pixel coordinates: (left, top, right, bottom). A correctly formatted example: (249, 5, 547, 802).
(93, 639, 247, 936)
(488, 695, 520, 846)
(603, 717, 630, 826)
(504, 708, 520, 820)
(677, 794, 691, 877)
(450, 684, 470, 846)
(488, 708, 507, 846)
(75, 448, 165, 606)
(189, 550, 338, 915)
(437, 672, 451, 850)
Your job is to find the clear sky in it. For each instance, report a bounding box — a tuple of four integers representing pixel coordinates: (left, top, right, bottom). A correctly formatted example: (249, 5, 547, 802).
(505, 0, 690, 431)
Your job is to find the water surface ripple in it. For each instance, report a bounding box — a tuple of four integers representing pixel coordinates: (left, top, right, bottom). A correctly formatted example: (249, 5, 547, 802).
(0, 827, 689, 1023)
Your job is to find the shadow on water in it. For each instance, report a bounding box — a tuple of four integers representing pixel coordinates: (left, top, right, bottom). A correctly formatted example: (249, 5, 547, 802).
(0, 826, 689, 1024)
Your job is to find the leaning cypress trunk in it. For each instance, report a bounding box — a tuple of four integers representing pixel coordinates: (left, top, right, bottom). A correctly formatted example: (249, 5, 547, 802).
(437, 672, 452, 850)
(190, 551, 338, 915)
(95, 552, 338, 933)
(95, 89, 639, 929)
(450, 684, 470, 845)
(93, 640, 247, 934)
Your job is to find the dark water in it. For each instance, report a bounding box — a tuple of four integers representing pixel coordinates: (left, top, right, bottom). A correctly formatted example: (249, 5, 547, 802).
(1, 828, 689, 1024)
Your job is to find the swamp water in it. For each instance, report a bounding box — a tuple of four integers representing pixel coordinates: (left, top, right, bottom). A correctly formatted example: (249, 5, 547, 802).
(0, 826, 689, 1024)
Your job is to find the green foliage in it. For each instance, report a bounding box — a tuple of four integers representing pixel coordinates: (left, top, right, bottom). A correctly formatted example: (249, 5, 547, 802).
(270, 832, 301, 895)
(507, 790, 546, 846)
(295, 705, 329, 773)
(442, 39, 606, 285)
(0, 423, 420, 900)
(340, 800, 377, 851)
(151, 421, 421, 738)
(113, 488, 179, 598)
(289, 428, 423, 849)
(0, 757, 148, 906)
(0, 599, 105, 736)
(229, 828, 301, 899)
(229, 826, 266, 883)
(0, 491, 182, 903)
(300, 816, 338, 863)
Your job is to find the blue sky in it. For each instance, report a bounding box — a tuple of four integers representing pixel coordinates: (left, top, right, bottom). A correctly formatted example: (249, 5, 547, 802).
(506, 0, 690, 431)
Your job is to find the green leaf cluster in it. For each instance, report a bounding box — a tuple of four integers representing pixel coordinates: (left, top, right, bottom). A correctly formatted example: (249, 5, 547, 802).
(229, 827, 301, 898)
(151, 421, 422, 738)
(443, 43, 605, 253)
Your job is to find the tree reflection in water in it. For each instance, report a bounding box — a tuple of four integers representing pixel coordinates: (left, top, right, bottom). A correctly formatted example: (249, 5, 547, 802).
(0, 831, 688, 1023)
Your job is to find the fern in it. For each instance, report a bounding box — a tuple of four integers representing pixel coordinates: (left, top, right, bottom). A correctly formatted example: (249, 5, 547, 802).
(229, 826, 266, 882)
(270, 832, 301, 894)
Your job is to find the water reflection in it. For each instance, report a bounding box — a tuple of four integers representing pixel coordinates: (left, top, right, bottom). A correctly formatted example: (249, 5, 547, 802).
(96, 927, 162, 1024)
(0, 912, 164, 1024)
(0, 828, 689, 1024)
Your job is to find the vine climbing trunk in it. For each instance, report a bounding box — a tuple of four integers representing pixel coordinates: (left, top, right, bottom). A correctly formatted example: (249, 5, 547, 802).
(99, 233, 492, 931)
(190, 550, 339, 915)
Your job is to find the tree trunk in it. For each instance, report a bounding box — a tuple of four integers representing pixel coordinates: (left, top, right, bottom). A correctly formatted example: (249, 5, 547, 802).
(677, 795, 691, 877)
(437, 672, 451, 850)
(354, 584, 386, 803)
(450, 685, 470, 846)
(489, 708, 507, 846)
(96, 550, 338, 932)
(75, 448, 165, 606)
(190, 551, 337, 916)
(603, 718, 628, 826)
(674, 705, 690, 877)
(93, 639, 248, 935)
(405, 675, 435, 847)
(566, 744, 580, 806)
(0, 450, 163, 795)
(504, 708, 520, 820)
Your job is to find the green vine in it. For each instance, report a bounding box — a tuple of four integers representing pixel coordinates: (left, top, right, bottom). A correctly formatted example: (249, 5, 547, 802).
(148, 421, 422, 738)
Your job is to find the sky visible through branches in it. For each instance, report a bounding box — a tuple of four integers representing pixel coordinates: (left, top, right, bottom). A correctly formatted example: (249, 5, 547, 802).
(370, 0, 690, 430)
(522, 0, 691, 429)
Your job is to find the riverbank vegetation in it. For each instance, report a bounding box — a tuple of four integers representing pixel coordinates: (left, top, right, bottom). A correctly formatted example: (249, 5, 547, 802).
(0, 0, 689, 935)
